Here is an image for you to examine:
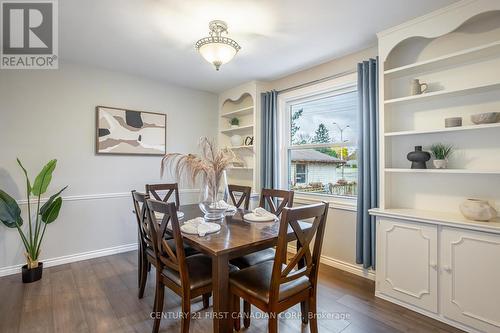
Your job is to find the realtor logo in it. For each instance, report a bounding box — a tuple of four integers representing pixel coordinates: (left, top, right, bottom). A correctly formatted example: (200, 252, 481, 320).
(1, 0, 58, 69)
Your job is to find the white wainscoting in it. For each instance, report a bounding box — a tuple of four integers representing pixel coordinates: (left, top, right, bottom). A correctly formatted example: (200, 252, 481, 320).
(0, 189, 199, 277)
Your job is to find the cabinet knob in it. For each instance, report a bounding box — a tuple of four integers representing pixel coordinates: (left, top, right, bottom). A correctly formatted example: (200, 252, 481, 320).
(430, 262, 438, 269)
(443, 265, 452, 273)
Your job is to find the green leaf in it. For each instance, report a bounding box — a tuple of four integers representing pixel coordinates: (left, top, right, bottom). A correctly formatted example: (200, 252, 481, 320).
(40, 185, 68, 217)
(32, 159, 57, 196)
(16, 158, 31, 193)
(0, 189, 23, 228)
(41, 197, 62, 224)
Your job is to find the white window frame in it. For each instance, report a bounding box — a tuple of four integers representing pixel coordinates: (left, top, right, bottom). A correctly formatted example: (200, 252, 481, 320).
(277, 72, 358, 206)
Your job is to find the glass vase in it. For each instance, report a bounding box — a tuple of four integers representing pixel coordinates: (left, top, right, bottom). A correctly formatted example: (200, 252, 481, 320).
(199, 170, 229, 221)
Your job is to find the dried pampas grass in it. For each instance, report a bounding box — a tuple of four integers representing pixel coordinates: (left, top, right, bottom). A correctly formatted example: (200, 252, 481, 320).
(161, 137, 240, 194)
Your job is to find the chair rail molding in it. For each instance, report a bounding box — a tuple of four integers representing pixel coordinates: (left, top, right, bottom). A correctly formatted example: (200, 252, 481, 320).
(16, 189, 201, 205)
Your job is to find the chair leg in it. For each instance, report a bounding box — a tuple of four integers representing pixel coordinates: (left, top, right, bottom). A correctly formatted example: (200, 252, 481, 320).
(181, 297, 191, 333)
(153, 280, 165, 333)
(243, 300, 251, 328)
(138, 246, 143, 288)
(138, 257, 148, 299)
(300, 299, 309, 324)
(202, 293, 210, 309)
(268, 313, 278, 333)
(232, 294, 241, 331)
(309, 292, 318, 333)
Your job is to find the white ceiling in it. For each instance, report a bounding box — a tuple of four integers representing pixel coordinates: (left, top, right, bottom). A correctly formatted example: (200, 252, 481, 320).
(60, 0, 459, 93)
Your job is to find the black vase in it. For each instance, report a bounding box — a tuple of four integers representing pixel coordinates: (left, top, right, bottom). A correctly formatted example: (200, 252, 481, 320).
(22, 262, 43, 283)
(407, 146, 430, 169)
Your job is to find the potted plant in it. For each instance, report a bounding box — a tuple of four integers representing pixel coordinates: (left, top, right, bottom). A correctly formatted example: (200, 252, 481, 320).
(430, 143, 454, 169)
(229, 117, 240, 128)
(0, 159, 67, 283)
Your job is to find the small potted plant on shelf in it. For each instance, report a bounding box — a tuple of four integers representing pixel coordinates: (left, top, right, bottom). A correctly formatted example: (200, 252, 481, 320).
(229, 117, 240, 129)
(430, 143, 454, 169)
(0, 159, 67, 283)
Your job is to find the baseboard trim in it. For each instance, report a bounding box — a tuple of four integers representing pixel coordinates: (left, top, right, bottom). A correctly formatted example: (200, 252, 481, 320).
(288, 244, 375, 280)
(375, 292, 479, 333)
(0, 243, 138, 277)
(320, 255, 375, 280)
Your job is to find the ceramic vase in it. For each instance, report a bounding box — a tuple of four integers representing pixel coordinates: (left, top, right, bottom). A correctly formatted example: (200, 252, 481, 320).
(230, 134, 241, 147)
(407, 146, 430, 169)
(459, 199, 497, 222)
(433, 159, 447, 169)
(411, 79, 428, 95)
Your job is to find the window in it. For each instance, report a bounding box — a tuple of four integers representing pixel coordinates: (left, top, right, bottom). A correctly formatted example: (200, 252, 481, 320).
(282, 83, 358, 198)
(295, 163, 307, 184)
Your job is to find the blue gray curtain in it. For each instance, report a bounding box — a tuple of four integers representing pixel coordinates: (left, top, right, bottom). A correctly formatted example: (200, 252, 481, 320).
(261, 90, 279, 189)
(356, 58, 379, 269)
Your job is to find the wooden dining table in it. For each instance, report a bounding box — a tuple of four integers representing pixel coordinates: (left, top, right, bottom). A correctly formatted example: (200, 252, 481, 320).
(178, 204, 311, 333)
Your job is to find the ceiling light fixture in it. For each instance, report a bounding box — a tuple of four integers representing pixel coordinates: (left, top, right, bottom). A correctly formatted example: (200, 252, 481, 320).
(195, 20, 241, 71)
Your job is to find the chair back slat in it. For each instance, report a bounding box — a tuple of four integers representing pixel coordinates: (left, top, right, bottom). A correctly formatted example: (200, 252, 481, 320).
(259, 188, 294, 216)
(146, 183, 180, 209)
(146, 199, 189, 285)
(269, 202, 329, 302)
(131, 191, 154, 250)
(228, 184, 251, 210)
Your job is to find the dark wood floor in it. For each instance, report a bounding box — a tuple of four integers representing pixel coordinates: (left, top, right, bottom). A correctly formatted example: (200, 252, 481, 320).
(0, 251, 464, 333)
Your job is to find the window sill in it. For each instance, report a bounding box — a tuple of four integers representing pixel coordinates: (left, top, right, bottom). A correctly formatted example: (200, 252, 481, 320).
(293, 192, 357, 212)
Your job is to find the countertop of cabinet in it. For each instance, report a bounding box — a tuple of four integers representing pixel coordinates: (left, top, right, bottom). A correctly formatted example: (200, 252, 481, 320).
(369, 208, 500, 234)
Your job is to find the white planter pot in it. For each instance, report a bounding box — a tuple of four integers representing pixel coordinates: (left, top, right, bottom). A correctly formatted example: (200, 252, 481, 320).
(231, 125, 239, 129)
(433, 159, 447, 169)
(230, 135, 242, 147)
(459, 199, 497, 222)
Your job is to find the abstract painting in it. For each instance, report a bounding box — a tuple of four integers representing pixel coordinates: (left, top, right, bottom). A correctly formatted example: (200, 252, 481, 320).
(96, 106, 166, 155)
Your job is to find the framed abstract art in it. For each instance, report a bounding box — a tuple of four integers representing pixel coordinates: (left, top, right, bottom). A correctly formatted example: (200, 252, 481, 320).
(95, 106, 166, 155)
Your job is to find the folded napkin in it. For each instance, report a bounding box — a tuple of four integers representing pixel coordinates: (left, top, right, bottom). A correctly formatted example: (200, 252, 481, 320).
(215, 200, 237, 211)
(181, 217, 220, 236)
(253, 207, 276, 218)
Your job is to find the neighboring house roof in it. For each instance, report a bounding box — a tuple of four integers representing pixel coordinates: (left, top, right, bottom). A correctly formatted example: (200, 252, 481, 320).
(291, 149, 344, 164)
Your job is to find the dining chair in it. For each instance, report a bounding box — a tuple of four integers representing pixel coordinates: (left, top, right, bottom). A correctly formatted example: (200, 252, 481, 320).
(132, 190, 156, 299)
(259, 188, 295, 216)
(229, 202, 329, 333)
(146, 199, 238, 333)
(145, 183, 180, 208)
(231, 188, 295, 328)
(132, 191, 198, 300)
(227, 184, 251, 210)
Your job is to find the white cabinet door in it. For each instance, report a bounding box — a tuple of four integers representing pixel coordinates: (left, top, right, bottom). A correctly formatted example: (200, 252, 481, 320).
(441, 227, 500, 333)
(376, 218, 438, 313)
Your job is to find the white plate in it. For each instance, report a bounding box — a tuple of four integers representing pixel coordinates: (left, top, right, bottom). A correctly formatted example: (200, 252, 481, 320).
(243, 213, 278, 222)
(181, 222, 221, 236)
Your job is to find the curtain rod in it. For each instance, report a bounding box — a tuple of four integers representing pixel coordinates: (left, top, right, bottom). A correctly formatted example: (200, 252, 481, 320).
(277, 68, 357, 94)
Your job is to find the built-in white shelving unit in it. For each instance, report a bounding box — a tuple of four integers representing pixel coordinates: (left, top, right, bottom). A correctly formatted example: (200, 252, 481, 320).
(385, 122, 500, 136)
(384, 81, 500, 105)
(220, 106, 254, 118)
(218, 82, 264, 192)
(385, 168, 500, 175)
(384, 40, 500, 78)
(371, 2, 500, 332)
(220, 124, 254, 135)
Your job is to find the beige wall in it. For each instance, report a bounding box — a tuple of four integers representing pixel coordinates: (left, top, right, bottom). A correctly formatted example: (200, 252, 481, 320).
(265, 46, 377, 278)
(264, 46, 377, 91)
(0, 63, 218, 275)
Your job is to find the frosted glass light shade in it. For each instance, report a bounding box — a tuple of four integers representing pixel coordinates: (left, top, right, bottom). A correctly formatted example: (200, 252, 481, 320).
(198, 43, 237, 70)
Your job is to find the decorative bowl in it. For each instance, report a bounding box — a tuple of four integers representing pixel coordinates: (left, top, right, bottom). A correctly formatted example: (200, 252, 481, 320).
(470, 112, 499, 125)
(459, 199, 497, 222)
